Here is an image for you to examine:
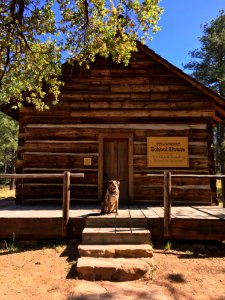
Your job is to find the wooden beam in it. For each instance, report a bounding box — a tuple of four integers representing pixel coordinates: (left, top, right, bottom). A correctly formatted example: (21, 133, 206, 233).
(62, 171, 71, 236)
(0, 174, 63, 179)
(0, 173, 84, 179)
(25, 140, 98, 144)
(164, 171, 171, 238)
(173, 174, 225, 179)
(70, 110, 215, 118)
(26, 123, 207, 130)
(170, 219, 225, 240)
(215, 105, 225, 118)
(222, 178, 225, 209)
(24, 152, 98, 156)
(214, 114, 223, 123)
(23, 168, 96, 172)
(128, 133, 134, 203)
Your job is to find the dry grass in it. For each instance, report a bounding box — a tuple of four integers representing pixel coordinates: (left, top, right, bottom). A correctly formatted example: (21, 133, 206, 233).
(0, 185, 15, 199)
(217, 179, 222, 189)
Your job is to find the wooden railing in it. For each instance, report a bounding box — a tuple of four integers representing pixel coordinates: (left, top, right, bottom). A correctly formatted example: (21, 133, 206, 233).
(163, 171, 171, 238)
(162, 172, 225, 238)
(0, 172, 84, 236)
(0, 172, 224, 238)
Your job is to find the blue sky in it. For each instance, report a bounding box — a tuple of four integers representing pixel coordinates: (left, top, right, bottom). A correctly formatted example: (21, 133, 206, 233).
(149, 0, 224, 71)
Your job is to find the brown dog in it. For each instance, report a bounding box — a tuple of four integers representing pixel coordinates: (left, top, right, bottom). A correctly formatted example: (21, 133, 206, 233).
(101, 180, 120, 215)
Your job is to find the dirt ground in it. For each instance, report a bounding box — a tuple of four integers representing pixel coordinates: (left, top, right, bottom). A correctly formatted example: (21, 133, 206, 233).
(0, 240, 225, 300)
(0, 187, 225, 299)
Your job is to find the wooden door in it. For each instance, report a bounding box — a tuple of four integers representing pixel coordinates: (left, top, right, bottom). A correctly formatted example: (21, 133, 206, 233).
(103, 139, 129, 204)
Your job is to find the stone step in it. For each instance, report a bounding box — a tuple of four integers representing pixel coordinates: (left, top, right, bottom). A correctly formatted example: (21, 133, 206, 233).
(85, 217, 148, 228)
(78, 244, 153, 258)
(76, 257, 153, 281)
(81, 227, 151, 245)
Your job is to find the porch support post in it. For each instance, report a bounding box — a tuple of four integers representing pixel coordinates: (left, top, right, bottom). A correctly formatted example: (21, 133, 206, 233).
(222, 177, 225, 208)
(62, 171, 71, 236)
(164, 171, 171, 238)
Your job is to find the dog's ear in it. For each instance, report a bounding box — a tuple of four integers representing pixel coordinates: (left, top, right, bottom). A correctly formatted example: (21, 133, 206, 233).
(117, 180, 120, 186)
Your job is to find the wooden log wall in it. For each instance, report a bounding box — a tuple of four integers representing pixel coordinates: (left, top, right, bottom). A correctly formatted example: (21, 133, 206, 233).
(16, 48, 215, 205)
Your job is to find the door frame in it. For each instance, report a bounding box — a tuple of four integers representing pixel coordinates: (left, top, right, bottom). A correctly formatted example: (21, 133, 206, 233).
(98, 133, 133, 203)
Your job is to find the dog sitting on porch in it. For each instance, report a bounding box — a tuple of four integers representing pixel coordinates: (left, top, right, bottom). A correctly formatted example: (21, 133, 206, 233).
(101, 180, 120, 215)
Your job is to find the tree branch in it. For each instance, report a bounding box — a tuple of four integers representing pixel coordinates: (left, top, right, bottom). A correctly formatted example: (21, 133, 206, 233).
(0, 47, 10, 85)
(84, 0, 89, 27)
(10, 0, 25, 25)
(82, 0, 89, 48)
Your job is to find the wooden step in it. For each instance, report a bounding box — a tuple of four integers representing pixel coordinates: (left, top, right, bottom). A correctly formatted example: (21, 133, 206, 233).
(78, 244, 153, 258)
(85, 217, 148, 228)
(76, 257, 153, 281)
(81, 227, 151, 245)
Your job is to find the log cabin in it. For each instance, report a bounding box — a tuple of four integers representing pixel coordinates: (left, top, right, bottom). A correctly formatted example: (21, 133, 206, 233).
(2, 42, 225, 206)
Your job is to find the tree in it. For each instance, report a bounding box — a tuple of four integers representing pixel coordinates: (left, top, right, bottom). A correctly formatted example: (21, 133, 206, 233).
(184, 10, 225, 97)
(0, 0, 164, 110)
(0, 112, 18, 188)
(184, 10, 225, 173)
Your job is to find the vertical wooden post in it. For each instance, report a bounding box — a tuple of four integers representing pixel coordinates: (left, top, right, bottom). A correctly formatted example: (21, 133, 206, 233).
(222, 177, 225, 208)
(62, 171, 71, 236)
(164, 171, 171, 238)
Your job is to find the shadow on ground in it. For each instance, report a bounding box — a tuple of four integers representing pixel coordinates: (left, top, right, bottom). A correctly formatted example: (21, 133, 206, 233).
(154, 240, 225, 258)
(67, 282, 166, 300)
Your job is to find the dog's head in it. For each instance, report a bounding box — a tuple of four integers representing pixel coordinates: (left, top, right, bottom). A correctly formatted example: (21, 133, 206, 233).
(108, 180, 120, 193)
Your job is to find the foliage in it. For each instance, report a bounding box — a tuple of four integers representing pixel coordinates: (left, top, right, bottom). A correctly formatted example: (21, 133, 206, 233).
(164, 240, 172, 251)
(3, 233, 18, 252)
(0, 112, 18, 152)
(0, 111, 18, 175)
(0, 0, 163, 110)
(184, 10, 225, 170)
(217, 140, 225, 167)
(184, 10, 225, 97)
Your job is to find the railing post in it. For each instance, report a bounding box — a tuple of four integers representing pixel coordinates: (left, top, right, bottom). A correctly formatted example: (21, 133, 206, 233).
(222, 178, 225, 208)
(164, 171, 171, 238)
(62, 171, 71, 236)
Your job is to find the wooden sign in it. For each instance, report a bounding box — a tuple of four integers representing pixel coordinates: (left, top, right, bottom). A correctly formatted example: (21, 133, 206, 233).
(147, 137, 189, 167)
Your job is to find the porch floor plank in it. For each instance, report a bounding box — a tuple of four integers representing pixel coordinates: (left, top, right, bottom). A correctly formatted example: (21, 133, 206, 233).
(1, 199, 225, 220)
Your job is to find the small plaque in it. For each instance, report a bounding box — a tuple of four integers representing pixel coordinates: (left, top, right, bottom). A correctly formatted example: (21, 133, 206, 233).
(84, 157, 92, 166)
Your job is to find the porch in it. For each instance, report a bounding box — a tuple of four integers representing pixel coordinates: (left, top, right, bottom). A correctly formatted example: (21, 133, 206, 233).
(1, 198, 225, 241)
